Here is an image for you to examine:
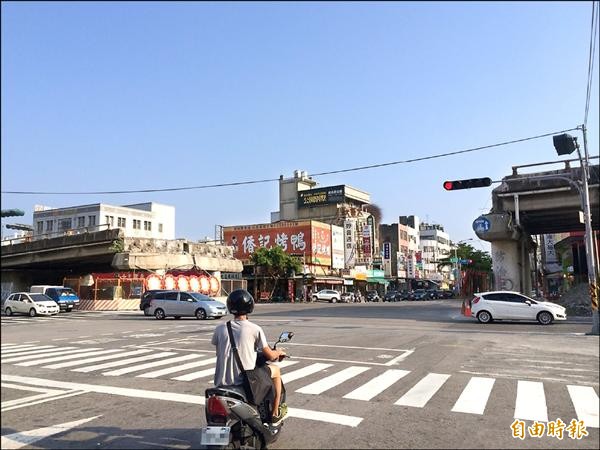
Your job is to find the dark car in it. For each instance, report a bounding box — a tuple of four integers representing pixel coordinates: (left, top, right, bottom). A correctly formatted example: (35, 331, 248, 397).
(341, 292, 355, 303)
(140, 289, 167, 314)
(399, 290, 413, 301)
(412, 289, 428, 301)
(441, 290, 455, 299)
(366, 291, 381, 302)
(427, 289, 443, 300)
(383, 291, 398, 302)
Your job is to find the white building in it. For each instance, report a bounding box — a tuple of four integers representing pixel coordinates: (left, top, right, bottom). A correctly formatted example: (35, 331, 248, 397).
(32, 202, 175, 241)
(419, 223, 451, 282)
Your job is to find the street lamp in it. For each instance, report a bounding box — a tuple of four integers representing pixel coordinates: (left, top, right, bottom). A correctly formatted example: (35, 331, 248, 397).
(454, 238, 473, 296)
(552, 126, 599, 336)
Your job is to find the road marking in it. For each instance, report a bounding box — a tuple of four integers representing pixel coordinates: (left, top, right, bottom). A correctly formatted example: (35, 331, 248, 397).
(343, 369, 410, 401)
(282, 363, 333, 384)
(276, 360, 299, 369)
(2, 345, 57, 355)
(514, 380, 548, 422)
(297, 366, 370, 395)
(1, 374, 362, 427)
(0, 415, 102, 449)
(16, 349, 122, 367)
(1, 382, 65, 394)
(102, 354, 204, 376)
(43, 349, 154, 369)
(136, 357, 217, 378)
(567, 385, 599, 428)
(172, 368, 215, 381)
(2, 348, 102, 364)
(2, 391, 87, 412)
(72, 352, 177, 373)
(395, 373, 451, 408)
(451, 377, 495, 415)
(1, 344, 45, 351)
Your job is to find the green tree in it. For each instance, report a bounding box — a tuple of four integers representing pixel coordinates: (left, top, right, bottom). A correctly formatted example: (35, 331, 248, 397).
(251, 247, 302, 299)
(438, 243, 492, 272)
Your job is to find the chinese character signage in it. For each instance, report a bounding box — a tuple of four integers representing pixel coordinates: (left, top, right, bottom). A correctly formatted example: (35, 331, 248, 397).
(331, 225, 345, 269)
(344, 218, 357, 268)
(383, 242, 391, 261)
(297, 185, 345, 208)
(223, 221, 332, 266)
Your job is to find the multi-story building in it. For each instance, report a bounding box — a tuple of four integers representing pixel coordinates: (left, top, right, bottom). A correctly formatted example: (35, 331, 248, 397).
(418, 222, 451, 283)
(32, 202, 175, 241)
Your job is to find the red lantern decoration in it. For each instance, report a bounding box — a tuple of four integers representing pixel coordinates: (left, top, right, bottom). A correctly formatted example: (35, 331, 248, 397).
(177, 275, 190, 291)
(209, 276, 220, 296)
(199, 276, 210, 294)
(164, 274, 176, 290)
(146, 274, 163, 290)
(189, 275, 200, 292)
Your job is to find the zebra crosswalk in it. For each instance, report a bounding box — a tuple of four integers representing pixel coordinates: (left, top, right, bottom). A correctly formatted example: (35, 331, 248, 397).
(0, 311, 134, 326)
(1, 342, 598, 428)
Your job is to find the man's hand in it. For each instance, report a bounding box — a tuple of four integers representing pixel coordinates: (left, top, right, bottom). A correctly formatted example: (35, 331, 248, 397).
(276, 348, 287, 361)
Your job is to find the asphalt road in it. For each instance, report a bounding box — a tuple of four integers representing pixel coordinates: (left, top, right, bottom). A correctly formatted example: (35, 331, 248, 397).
(1, 299, 598, 449)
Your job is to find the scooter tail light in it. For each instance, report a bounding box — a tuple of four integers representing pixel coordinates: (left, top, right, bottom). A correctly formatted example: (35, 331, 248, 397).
(472, 296, 480, 304)
(207, 395, 228, 424)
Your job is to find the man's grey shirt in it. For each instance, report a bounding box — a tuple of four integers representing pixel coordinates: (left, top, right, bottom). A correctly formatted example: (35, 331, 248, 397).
(211, 319, 268, 386)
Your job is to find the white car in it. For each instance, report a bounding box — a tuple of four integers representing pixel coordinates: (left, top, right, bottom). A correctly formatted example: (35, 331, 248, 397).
(468, 291, 567, 325)
(3, 292, 60, 317)
(312, 289, 341, 303)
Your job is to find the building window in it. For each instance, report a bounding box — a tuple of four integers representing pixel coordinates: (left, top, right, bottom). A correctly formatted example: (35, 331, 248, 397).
(37, 221, 43, 234)
(118, 217, 126, 228)
(46, 220, 54, 232)
(158, 223, 163, 233)
(88, 215, 96, 227)
(133, 219, 141, 230)
(105, 216, 114, 227)
(77, 217, 85, 228)
(58, 219, 72, 232)
(144, 221, 152, 231)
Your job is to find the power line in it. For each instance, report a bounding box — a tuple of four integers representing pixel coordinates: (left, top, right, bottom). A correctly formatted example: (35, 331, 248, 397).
(1, 126, 581, 195)
(584, 1, 599, 127)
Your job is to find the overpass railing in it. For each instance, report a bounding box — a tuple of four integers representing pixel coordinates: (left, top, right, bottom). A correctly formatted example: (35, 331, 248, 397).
(511, 156, 599, 176)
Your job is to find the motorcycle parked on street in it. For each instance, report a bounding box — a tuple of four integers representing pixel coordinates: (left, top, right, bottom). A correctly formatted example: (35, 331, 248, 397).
(201, 331, 294, 449)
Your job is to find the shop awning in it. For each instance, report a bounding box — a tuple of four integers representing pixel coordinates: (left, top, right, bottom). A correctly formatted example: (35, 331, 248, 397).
(313, 277, 344, 285)
(367, 277, 389, 285)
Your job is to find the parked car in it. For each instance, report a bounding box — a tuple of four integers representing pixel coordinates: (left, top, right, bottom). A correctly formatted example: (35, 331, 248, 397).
(468, 291, 567, 325)
(412, 289, 429, 301)
(441, 290, 455, 299)
(144, 290, 227, 320)
(366, 291, 381, 302)
(3, 292, 60, 317)
(383, 291, 398, 302)
(312, 289, 341, 303)
(30, 285, 79, 312)
(340, 292, 355, 303)
(399, 290, 413, 301)
(426, 289, 440, 300)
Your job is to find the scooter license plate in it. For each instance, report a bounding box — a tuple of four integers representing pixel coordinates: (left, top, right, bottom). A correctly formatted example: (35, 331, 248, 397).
(200, 426, 230, 446)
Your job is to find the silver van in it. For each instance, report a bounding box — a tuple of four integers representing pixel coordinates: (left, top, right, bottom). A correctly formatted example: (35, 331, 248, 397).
(145, 290, 227, 320)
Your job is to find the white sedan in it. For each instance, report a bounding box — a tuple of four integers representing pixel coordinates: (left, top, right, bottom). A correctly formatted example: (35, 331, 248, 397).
(3, 292, 60, 317)
(468, 291, 567, 325)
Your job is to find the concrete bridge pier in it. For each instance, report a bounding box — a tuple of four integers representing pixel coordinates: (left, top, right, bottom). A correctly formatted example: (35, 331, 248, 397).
(490, 238, 533, 294)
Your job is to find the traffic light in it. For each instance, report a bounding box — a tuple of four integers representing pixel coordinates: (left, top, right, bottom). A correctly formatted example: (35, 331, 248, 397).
(1, 209, 25, 218)
(553, 133, 578, 155)
(443, 177, 492, 191)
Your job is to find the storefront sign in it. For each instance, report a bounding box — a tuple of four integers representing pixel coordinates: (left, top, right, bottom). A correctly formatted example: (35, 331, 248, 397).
(298, 185, 345, 208)
(383, 242, 391, 260)
(331, 225, 345, 269)
(344, 218, 357, 268)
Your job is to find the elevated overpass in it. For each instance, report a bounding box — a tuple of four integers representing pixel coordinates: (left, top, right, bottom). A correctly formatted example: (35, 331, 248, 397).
(473, 159, 599, 294)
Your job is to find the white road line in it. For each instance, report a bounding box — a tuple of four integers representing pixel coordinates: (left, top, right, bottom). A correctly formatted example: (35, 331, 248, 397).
(394, 373, 451, 408)
(0, 414, 101, 448)
(2, 347, 69, 358)
(136, 357, 216, 378)
(451, 377, 495, 415)
(2, 348, 102, 364)
(72, 352, 177, 373)
(343, 369, 410, 401)
(567, 385, 599, 428)
(1, 343, 20, 347)
(44, 349, 154, 369)
(172, 368, 215, 381)
(2, 345, 57, 355)
(384, 350, 415, 366)
(1, 390, 87, 412)
(1, 344, 42, 351)
(102, 354, 204, 376)
(16, 349, 121, 367)
(2, 391, 70, 408)
(1, 374, 363, 426)
(0, 383, 65, 394)
(276, 360, 299, 369)
(297, 366, 371, 395)
(514, 380, 548, 422)
(282, 363, 333, 384)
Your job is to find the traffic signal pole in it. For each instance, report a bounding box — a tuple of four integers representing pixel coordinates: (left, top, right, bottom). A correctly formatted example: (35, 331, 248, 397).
(580, 125, 599, 335)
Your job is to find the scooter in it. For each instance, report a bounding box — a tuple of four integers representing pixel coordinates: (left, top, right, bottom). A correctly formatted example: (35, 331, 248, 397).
(201, 331, 294, 449)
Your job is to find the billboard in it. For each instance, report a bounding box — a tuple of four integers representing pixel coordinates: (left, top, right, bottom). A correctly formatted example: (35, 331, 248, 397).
(344, 218, 357, 268)
(331, 225, 345, 269)
(298, 185, 345, 208)
(223, 221, 332, 266)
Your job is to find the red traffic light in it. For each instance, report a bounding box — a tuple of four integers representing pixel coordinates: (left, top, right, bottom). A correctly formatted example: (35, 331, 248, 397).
(443, 177, 492, 191)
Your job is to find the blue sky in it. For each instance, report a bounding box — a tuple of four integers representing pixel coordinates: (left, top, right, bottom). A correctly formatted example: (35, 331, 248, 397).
(1, 1, 598, 249)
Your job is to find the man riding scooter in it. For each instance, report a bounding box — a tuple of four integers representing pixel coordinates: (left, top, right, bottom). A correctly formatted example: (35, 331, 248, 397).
(211, 289, 288, 424)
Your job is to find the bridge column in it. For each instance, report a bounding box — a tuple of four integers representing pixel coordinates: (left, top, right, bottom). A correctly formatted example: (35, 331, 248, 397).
(490, 238, 533, 293)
